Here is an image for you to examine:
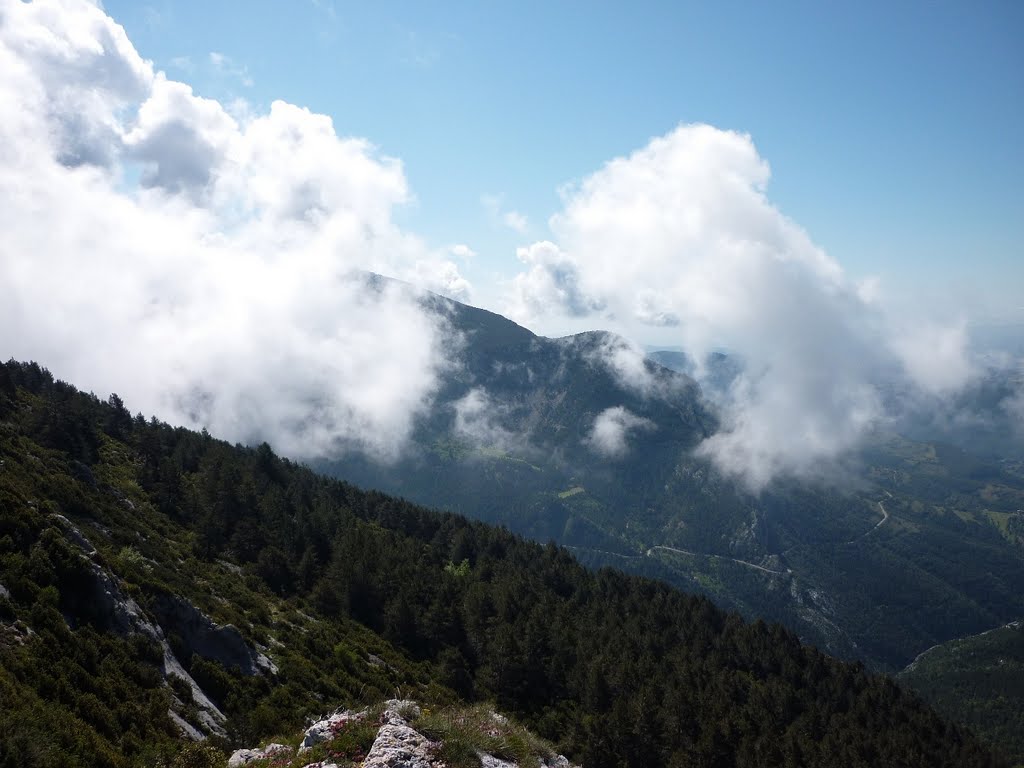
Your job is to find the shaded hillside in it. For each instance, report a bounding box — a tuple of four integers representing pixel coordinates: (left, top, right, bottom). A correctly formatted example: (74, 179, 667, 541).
(0, 358, 1007, 767)
(900, 620, 1024, 764)
(314, 287, 1024, 673)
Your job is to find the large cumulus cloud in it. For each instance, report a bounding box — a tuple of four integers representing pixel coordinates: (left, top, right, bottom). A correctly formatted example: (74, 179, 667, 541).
(0, 0, 469, 460)
(507, 124, 976, 489)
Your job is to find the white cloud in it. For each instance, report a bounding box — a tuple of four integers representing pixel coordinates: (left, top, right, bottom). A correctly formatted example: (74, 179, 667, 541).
(0, 0, 152, 168)
(411, 258, 472, 302)
(123, 73, 237, 199)
(452, 388, 517, 450)
(564, 331, 678, 399)
(482, 193, 529, 233)
(889, 320, 973, 396)
(507, 123, 975, 489)
(586, 406, 655, 458)
(209, 50, 252, 87)
(0, 0, 470, 461)
(502, 210, 528, 233)
(450, 243, 476, 259)
(506, 241, 602, 321)
(999, 363, 1024, 434)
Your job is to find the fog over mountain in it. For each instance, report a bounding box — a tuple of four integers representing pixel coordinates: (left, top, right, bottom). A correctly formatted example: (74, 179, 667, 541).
(0, 0, 469, 461)
(502, 127, 999, 488)
(1, 0, 1021, 491)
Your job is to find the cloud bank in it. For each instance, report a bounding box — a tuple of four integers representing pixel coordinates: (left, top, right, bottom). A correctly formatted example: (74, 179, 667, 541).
(586, 406, 655, 459)
(506, 124, 977, 489)
(451, 387, 519, 452)
(0, 2, 1001, 487)
(0, 0, 470, 460)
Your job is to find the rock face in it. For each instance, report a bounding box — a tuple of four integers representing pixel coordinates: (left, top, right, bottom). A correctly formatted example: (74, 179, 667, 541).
(152, 594, 276, 676)
(52, 514, 97, 557)
(168, 710, 204, 742)
(52, 515, 228, 737)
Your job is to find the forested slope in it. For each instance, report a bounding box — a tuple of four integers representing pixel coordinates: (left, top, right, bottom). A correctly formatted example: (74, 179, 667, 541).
(318, 286, 1024, 674)
(0, 360, 1007, 767)
(900, 620, 1024, 764)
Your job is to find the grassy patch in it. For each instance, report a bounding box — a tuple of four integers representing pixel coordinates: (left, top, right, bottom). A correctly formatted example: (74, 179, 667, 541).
(416, 704, 557, 768)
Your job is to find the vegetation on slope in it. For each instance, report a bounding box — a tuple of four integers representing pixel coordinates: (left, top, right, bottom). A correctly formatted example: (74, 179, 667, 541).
(0, 359, 1009, 767)
(316, 294, 1024, 674)
(900, 620, 1024, 764)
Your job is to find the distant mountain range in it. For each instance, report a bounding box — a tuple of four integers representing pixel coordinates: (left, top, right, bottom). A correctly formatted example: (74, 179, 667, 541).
(315, 281, 1024, 675)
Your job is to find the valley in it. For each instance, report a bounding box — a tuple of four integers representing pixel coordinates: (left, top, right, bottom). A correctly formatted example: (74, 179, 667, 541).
(315, 287, 1024, 677)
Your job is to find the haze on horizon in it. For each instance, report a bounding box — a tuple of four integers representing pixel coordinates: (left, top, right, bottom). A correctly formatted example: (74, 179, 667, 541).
(0, 0, 1021, 490)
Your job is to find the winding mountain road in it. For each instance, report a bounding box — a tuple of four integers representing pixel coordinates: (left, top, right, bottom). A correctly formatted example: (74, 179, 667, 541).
(845, 500, 890, 544)
(647, 545, 789, 575)
(570, 494, 893, 574)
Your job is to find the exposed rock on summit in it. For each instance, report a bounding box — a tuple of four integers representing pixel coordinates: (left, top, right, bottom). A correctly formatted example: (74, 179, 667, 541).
(235, 700, 579, 768)
(228, 743, 292, 767)
(299, 708, 367, 752)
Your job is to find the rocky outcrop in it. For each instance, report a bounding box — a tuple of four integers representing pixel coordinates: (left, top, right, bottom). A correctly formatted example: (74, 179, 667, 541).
(53, 514, 98, 558)
(299, 708, 367, 752)
(227, 743, 292, 767)
(51, 514, 228, 737)
(52, 515, 162, 640)
(152, 594, 276, 676)
(478, 754, 516, 768)
(363, 719, 439, 768)
(362, 701, 438, 768)
(238, 700, 580, 768)
(169, 710, 204, 742)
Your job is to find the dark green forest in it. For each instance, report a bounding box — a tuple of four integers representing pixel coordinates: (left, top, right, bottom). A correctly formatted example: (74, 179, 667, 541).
(0, 359, 1008, 767)
(316, 293, 1024, 675)
(900, 621, 1024, 763)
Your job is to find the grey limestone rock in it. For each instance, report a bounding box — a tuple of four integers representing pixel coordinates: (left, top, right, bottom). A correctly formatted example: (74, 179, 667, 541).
(227, 743, 292, 767)
(52, 514, 98, 558)
(51, 514, 228, 737)
(478, 753, 517, 768)
(361, 720, 440, 768)
(540, 757, 576, 768)
(151, 594, 275, 676)
(298, 709, 367, 753)
(383, 699, 421, 722)
(168, 710, 204, 742)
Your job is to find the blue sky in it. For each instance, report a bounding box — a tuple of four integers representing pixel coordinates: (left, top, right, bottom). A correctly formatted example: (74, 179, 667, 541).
(103, 0, 1024, 326)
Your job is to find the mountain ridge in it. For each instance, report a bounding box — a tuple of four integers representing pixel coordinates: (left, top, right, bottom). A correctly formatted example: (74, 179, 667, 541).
(314, 281, 1024, 674)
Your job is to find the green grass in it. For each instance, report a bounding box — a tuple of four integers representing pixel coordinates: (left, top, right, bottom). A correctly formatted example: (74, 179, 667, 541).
(415, 703, 558, 768)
